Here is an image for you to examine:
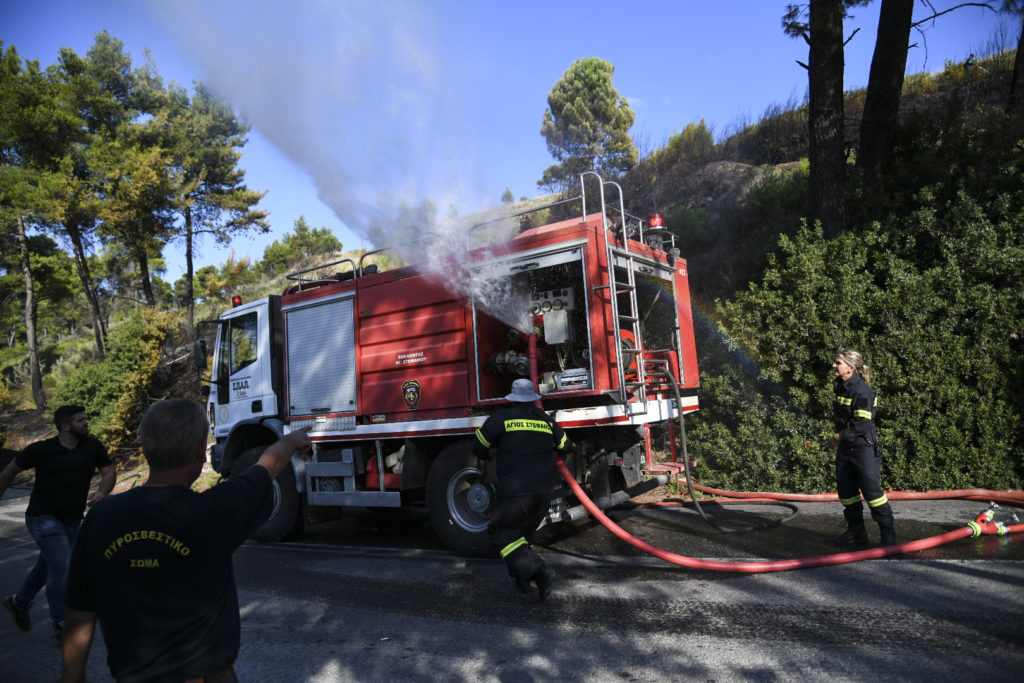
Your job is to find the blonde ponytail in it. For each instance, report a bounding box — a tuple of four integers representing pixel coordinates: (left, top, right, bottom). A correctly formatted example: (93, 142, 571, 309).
(837, 348, 871, 386)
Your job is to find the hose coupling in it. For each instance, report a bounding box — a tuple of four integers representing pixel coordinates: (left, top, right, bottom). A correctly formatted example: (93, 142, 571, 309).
(968, 511, 1006, 537)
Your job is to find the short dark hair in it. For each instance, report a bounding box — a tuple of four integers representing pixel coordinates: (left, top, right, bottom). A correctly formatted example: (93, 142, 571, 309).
(139, 399, 209, 472)
(54, 405, 86, 430)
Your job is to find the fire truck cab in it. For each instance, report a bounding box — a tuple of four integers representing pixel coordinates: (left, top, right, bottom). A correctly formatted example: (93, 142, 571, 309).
(196, 174, 699, 556)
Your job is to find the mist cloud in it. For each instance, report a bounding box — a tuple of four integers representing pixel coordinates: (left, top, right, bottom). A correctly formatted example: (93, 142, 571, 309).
(145, 0, 489, 256)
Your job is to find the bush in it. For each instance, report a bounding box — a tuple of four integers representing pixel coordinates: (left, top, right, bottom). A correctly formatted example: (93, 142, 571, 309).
(691, 191, 1023, 492)
(50, 308, 175, 455)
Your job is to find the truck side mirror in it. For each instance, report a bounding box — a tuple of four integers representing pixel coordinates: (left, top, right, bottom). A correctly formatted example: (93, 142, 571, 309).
(193, 339, 207, 371)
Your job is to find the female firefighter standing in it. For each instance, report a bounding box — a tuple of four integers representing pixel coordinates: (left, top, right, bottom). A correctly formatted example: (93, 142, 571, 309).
(827, 348, 896, 547)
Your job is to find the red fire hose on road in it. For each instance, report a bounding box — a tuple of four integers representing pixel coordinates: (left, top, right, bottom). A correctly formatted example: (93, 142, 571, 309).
(553, 455, 1024, 573)
(688, 484, 1024, 507)
(528, 333, 1024, 572)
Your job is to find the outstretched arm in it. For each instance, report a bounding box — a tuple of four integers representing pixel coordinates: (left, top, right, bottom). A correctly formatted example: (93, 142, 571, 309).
(256, 428, 312, 479)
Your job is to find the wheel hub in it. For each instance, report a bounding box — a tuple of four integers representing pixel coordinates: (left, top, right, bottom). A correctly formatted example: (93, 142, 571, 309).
(466, 482, 493, 514)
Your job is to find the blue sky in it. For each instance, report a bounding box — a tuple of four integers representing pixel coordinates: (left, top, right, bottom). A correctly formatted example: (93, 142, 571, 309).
(2, 0, 1010, 280)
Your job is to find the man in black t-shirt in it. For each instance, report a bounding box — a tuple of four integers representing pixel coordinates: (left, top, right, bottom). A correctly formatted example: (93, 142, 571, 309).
(62, 398, 310, 683)
(0, 405, 114, 644)
(473, 379, 574, 601)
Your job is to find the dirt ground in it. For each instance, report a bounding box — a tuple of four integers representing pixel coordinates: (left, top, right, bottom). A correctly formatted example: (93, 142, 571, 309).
(0, 408, 53, 452)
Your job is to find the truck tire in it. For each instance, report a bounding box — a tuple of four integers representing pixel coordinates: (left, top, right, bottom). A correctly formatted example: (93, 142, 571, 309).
(427, 441, 496, 558)
(231, 445, 304, 542)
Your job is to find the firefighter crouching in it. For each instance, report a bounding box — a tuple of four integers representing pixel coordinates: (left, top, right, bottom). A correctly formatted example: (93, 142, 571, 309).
(473, 379, 575, 600)
(828, 348, 896, 547)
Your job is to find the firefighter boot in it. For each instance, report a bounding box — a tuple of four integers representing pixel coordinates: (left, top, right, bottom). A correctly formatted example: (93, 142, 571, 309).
(533, 566, 554, 602)
(879, 523, 896, 547)
(835, 521, 868, 548)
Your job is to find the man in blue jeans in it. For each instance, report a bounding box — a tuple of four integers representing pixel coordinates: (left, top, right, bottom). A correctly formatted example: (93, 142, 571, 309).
(0, 405, 114, 644)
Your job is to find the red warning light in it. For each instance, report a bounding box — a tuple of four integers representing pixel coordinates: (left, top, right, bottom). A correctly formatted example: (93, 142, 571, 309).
(231, 296, 243, 307)
(647, 213, 666, 228)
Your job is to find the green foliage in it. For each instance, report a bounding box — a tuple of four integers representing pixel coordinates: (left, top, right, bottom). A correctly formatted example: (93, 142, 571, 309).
(501, 188, 514, 204)
(261, 216, 342, 276)
(50, 308, 174, 453)
(0, 231, 82, 341)
(652, 120, 716, 166)
(539, 57, 637, 191)
(689, 110, 1024, 492)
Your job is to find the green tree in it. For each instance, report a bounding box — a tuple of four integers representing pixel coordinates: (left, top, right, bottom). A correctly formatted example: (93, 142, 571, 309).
(162, 82, 268, 329)
(538, 57, 637, 192)
(857, 0, 915, 175)
(261, 217, 342, 275)
(0, 44, 45, 406)
(95, 128, 177, 307)
(784, 0, 858, 239)
(667, 120, 716, 163)
(0, 43, 82, 406)
(501, 188, 514, 204)
(45, 31, 154, 357)
(1004, 1, 1024, 116)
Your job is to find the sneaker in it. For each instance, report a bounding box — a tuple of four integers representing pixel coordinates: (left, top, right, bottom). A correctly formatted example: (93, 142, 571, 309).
(4, 595, 31, 631)
(534, 566, 554, 602)
(53, 621, 63, 645)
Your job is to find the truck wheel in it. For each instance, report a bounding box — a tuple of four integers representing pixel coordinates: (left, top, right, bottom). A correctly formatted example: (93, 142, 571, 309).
(232, 446, 304, 542)
(427, 441, 496, 558)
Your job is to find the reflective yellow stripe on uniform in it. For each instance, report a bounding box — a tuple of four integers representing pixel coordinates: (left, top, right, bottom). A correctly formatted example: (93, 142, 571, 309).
(835, 396, 853, 406)
(503, 419, 553, 434)
(555, 433, 568, 450)
(867, 495, 889, 508)
(475, 428, 490, 449)
(500, 537, 529, 558)
(840, 495, 862, 506)
(853, 409, 872, 419)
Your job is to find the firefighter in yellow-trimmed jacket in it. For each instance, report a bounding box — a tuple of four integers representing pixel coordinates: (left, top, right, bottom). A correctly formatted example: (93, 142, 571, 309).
(828, 348, 896, 547)
(473, 379, 575, 601)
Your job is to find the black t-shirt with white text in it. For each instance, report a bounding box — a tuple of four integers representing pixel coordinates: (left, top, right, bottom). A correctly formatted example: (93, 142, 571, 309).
(66, 466, 273, 682)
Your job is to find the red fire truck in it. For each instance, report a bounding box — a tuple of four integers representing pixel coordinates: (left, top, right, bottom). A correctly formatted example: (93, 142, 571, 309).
(195, 173, 699, 556)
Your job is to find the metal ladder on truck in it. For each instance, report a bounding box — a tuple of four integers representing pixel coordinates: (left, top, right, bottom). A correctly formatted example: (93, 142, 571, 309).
(581, 173, 648, 412)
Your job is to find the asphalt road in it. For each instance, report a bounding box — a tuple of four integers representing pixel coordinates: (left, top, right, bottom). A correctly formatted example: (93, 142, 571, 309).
(2, 485, 1022, 682)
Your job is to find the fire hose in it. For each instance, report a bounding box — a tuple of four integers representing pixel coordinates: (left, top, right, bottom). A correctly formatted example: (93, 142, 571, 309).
(528, 334, 1024, 571)
(553, 454, 1024, 573)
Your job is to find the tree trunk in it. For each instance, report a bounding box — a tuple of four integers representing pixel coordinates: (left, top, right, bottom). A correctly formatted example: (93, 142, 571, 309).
(858, 0, 914, 174)
(185, 206, 195, 331)
(17, 215, 46, 409)
(1009, 20, 1024, 117)
(808, 0, 848, 239)
(136, 242, 156, 306)
(66, 221, 106, 358)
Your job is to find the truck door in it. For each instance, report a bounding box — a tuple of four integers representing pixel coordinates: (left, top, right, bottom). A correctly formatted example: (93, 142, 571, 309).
(211, 299, 276, 439)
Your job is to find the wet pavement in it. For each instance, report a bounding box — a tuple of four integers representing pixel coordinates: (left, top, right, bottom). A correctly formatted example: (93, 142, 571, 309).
(2, 484, 1023, 682)
(295, 493, 1024, 566)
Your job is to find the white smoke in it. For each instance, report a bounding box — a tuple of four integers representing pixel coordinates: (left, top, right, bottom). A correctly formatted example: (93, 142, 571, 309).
(145, 0, 536, 329)
(145, 1, 472, 243)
